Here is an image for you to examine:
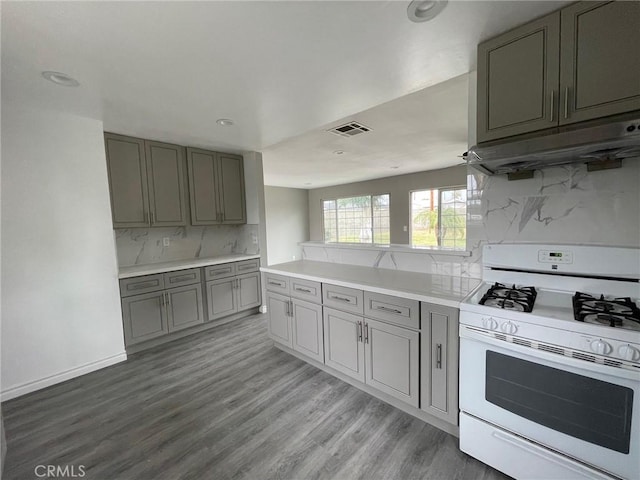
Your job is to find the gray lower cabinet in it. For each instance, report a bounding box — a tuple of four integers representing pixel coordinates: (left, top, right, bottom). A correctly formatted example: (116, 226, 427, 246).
(323, 307, 365, 382)
(121, 291, 168, 345)
(207, 271, 261, 321)
(291, 299, 324, 364)
(266, 291, 293, 348)
(167, 284, 205, 332)
(420, 302, 459, 425)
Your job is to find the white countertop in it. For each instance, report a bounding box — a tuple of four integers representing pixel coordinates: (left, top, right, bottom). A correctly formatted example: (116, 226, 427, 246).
(261, 260, 480, 308)
(119, 254, 261, 279)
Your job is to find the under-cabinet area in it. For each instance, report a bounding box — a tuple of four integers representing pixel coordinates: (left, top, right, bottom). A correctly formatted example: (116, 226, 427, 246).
(262, 261, 474, 435)
(119, 256, 261, 352)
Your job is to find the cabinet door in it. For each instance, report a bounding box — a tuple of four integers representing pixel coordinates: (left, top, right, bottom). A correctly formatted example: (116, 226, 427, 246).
(560, 1, 640, 125)
(217, 154, 246, 224)
(121, 291, 168, 346)
(292, 299, 324, 363)
(104, 133, 149, 227)
(237, 272, 261, 312)
(477, 13, 560, 142)
(420, 302, 459, 425)
(266, 292, 293, 348)
(166, 284, 205, 332)
(186, 148, 221, 225)
(323, 307, 365, 382)
(145, 141, 187, 226)
(364, 318, 419, 408)
(206, 278, 237, 321)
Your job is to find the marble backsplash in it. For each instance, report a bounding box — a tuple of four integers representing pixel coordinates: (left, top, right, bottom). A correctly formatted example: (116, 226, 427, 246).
(302, 158, 640, 278)
(115, 224, 260, 267)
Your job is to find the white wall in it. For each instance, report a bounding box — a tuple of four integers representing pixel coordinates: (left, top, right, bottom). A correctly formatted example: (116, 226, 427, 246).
(265, 186, 309, 265)
(1, 104, 126, 400)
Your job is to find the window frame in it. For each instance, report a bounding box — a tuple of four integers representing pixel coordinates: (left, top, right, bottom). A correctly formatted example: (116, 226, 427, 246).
(409, 185, 467, 250)
(321, 193, 391, 245)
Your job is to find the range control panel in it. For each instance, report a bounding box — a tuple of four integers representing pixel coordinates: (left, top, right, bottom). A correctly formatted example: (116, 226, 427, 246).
(538, 250, 573, 264)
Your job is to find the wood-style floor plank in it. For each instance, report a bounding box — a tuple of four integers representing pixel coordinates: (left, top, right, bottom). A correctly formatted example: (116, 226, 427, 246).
(2, 314, 510, 480)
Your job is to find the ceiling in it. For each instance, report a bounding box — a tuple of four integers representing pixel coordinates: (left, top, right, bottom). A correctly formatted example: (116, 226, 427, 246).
(1, 1, 568, 188)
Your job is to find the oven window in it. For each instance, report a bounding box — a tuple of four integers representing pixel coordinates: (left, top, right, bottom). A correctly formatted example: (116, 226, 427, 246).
(486, 351, 633, 454)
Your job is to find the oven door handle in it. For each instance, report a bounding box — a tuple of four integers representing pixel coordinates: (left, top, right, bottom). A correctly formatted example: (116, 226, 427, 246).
(460, 326, 640, 382)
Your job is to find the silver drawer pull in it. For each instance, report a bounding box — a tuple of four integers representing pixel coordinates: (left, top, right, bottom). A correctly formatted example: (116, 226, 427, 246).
(211, 268, 232, 275)
(268, 280, 284, 287)
(375, 305, 402, 315)
(330, 295, 351, 303)
(171, 274, 194, 283)
(129, 281, 158, 290)
(295, 287, 312, 293)
(356, 321, 362, 342)
(238, 264, 255, 270)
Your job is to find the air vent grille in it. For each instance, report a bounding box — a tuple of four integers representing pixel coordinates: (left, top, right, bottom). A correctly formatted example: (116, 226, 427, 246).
(513, 338, 532, 348)
(572, 352, 596, 363)
(604, 359, 623, 368)
(494, 334, 507, 341)
(539, 344, 565, 355)
(328, 122, 371, 137)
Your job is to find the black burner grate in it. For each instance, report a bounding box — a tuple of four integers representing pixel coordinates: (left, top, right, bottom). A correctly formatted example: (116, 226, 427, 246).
(573, 292, 640, 329)
(479, 283, 537, 312)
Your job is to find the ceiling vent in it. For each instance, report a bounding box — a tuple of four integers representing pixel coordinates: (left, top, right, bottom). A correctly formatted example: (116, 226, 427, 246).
(328, 122, 372, 138)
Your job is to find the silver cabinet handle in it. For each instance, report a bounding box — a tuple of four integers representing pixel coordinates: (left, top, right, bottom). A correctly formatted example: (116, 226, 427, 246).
(564, 86, 569, 119)
(268, 280, 284, 287)
(221, 212, 225, 222)
(330, 295, 351, 303)
(375, 305, 402, 315)
(550, 90, 554, 123)
(356, 321, 363, 342)
(161, 292, 165, 306)
(167, 292, 171, 308)
(289, 300, 293, 317)
(285, 299, 289, 316)
(436, 343, 442, 369)
(171, 274, 194, 283)
(129, 280, 159, 291)
(295, 287, 312, 293)
(364, 323, 369, 344)
(151, 211, 155, 225)
(236, 278, 240, 289)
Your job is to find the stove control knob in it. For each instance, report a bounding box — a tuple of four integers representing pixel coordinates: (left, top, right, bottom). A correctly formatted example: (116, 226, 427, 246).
(500, 321, 518, 335)
(482, 317, 498, 330)
(618, 344, 640, 361)
(590, 339, 612, 355)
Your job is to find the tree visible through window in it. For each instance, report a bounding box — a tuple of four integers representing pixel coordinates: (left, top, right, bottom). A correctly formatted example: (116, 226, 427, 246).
(323, 194, 390, 244)
(411, 187, 466, 249)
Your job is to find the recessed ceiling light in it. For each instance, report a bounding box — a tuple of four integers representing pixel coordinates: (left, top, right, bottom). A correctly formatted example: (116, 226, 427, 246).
(407, 0, 447, 23)
(41, 71, 80, 87)
(333, 150, 345, 155)
(216, 118, 234, 126)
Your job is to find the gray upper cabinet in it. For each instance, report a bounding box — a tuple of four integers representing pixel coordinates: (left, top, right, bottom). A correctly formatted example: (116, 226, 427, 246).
(477, 12, 560, 143)
(105, 133, 149, 227)
(186, 148, 246, 226)
(559, 1, 640, 125)
(477, 1, 640, 143)
(145, 141, 188, 226)
(105, 133, 187, 228)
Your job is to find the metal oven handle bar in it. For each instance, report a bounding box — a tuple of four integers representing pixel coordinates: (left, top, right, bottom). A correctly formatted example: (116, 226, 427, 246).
(490, 428, 613, 480)
(459, 326, 640, 381)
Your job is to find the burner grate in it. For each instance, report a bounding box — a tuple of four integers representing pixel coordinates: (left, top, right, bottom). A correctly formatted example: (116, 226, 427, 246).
(573, 292, 640, 330)
(479, 283, 537, 312)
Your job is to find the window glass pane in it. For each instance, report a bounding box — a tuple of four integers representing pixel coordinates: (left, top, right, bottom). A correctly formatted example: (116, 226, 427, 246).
(337, 195, 371, 243)
(372, 194, 390, 244)
(323, 200, 337, 242)
(440, 187, 466, 249)
(411, 189, 439, 247)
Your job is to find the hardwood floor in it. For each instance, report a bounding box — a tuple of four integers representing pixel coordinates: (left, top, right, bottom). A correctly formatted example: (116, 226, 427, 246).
(2, 314, 509, 480)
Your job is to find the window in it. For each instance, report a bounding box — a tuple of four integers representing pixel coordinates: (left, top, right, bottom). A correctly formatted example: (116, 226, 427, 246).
(323, 194, 390, 244)
(410, 187, 466, 249)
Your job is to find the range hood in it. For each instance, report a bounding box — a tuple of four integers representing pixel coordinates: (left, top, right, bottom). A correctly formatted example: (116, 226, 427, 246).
(466, 115, 640, 177)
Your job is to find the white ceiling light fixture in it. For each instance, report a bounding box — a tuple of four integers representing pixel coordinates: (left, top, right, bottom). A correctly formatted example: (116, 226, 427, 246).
(216, 118, 234, 126)
(407, 0, 448, 23)
(41, 71, 79, 87)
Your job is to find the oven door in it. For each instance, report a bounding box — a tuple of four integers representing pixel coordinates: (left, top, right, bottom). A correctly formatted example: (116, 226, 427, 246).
(459, 327, 640, 480)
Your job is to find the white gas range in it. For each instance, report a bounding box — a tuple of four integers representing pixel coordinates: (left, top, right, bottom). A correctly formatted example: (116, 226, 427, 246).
(458, 244, 640, 480)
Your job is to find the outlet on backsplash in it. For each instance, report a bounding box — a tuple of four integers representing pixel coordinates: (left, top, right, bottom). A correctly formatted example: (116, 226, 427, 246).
(163, 237, 170, 247)
(251, 233, 258, 245)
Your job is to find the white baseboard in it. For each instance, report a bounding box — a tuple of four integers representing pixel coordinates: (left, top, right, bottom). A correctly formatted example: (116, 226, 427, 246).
(0, 352, 128, 402)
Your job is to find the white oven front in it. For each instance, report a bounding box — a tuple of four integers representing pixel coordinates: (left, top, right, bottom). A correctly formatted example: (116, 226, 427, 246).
(459, 326, 640, 480)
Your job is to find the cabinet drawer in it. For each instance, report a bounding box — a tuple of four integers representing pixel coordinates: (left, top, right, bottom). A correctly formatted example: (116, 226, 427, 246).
(236, 258, 260, 274)
(322, 283, 364, 315)
(290, 278, 322, 304)
(205, 263, 236, 280)
(120, 274, 165, 297)
(264, 273, 290, 294)
(364, 291, 419, 330)
(164, 268, 201, 288)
